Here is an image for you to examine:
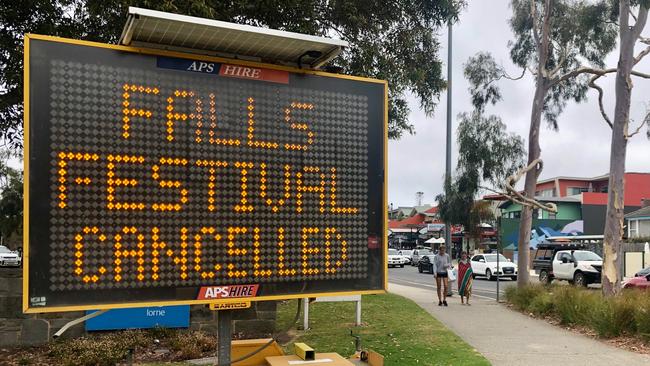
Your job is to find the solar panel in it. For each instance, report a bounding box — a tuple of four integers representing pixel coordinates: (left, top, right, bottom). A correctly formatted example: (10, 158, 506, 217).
(119, 7, 348, 69)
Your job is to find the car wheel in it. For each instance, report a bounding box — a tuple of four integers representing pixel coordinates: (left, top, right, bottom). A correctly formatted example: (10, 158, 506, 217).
(511, 276, 517, 281)
(574, 272, 588, 287)
(485, 269, 493, 281)
(400, 264, 404, 268)
(539, 270, 551, 284)
(418, 264, 423, 273)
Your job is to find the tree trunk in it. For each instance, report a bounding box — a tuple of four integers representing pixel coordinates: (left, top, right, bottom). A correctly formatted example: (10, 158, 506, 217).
(516, 83, 545, 287)
(516, 0, 551, 288)
(602, 0, 647, 296)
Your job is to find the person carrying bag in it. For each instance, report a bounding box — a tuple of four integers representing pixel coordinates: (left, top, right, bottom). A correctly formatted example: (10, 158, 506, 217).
(433, 245, 452, 306)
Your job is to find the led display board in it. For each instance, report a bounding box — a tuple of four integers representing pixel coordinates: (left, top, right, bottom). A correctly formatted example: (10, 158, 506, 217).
(23, 35, 386, 312)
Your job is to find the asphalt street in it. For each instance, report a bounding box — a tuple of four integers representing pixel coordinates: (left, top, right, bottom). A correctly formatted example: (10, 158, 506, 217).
(388, 264, 518, 301)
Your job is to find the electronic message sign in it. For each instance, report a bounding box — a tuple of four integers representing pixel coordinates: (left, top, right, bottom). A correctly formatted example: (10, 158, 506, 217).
(23, 35, 386, 312)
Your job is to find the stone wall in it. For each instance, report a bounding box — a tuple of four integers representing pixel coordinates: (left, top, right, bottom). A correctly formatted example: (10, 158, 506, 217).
(0, 268, 86, 346)
(189, 301, 277, 337)
(1, 267, 277, 347)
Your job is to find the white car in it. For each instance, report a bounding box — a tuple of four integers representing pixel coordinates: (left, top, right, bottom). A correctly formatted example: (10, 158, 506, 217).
(0, 246, 22, 267)
(388, 249, 407, 268)
(399, 250, 414, 265)
(471, 254, 517, 281)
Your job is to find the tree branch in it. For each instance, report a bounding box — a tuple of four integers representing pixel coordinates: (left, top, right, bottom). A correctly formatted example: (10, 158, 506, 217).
(626, 120, 646, 138)
(504, 67, 527, 81)
(588, 74, 613, 129)
(503, 159, 558, 213)
(531, 0, 541, 49)
(548, 44, 568, 78)
(552, 40, 650, 85)
(538, 0, 553, 79)
(634, 43, 650, 63)
(627, 111, 650, 139)
(631, 4, 649, 40)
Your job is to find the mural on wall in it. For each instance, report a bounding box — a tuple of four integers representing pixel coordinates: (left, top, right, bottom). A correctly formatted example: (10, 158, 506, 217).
(500, 219, 585, 250)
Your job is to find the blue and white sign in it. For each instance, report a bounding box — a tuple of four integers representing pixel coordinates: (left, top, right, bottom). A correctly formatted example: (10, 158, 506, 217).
(85, 305, 190, 331)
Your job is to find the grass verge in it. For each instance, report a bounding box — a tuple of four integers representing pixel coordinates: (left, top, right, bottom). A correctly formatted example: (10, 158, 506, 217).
(277, 293, 489, 366)
(505, 284, 650, 340)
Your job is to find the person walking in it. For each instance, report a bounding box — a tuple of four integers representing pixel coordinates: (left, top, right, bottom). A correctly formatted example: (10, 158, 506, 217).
(433, 245, 452, 306)
(457, 251, 474, 305)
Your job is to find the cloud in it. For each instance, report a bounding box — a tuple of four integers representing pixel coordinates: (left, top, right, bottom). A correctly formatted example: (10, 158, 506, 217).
(388, 0, 650, 207)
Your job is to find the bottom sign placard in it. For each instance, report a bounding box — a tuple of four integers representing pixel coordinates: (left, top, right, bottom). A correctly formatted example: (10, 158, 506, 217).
(85, 305, 190, 331)
(209, 302, 252, 311)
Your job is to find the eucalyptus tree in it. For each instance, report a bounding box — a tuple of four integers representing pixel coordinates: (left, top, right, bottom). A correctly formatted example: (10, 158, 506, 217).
(437, 111, 525, 251)
(587, 0, 650, 296)
(1, 0, 465, 150)
(465, 0, 619, 286)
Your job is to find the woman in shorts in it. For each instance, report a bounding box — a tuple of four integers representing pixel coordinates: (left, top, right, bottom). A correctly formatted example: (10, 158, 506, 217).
(433, 245, 452, 306)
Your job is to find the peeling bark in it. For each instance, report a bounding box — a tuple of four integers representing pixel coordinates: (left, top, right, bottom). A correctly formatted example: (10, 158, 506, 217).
(516, 0, 551, 288)
(602, 0, 648, 296)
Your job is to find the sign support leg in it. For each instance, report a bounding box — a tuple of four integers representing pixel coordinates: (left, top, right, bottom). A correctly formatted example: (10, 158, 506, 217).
(355, 299, 361, 326)
(218, 310, 233, 364)
(302, 298, 310, 330)
(52, 309, 108, 338)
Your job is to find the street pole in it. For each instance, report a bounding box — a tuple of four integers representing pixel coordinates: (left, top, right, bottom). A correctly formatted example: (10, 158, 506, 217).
(444, 21, 453, 254)
(496, 217, 501, 303)
(217, 310, 233, 364)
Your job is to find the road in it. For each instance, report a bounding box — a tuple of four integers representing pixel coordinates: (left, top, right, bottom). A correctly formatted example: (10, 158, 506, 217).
(388, 265, 518, 301)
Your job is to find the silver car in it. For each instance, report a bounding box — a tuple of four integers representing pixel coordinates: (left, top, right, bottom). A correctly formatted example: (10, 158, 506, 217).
(0, 246, 22, 267)
(410, 248, 433, 266)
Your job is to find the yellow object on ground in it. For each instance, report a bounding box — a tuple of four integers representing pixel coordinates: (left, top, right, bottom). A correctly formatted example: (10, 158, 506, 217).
(294, 342, 315, 360)
(266, 352, 354, 366)
(232, 339, 284, 366)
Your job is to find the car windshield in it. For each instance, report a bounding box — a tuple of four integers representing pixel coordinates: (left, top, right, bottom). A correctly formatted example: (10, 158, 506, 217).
(0, 246, 11, 253)
(573, 251, 602, 261)
(388, 249, 399, 255)
(484, 254, 508, 262)
(401, 250, 413, 256)
(418, 249, 433, 256)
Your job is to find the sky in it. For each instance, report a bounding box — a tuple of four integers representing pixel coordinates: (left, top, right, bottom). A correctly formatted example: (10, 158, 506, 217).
(388, 0, 650, 208)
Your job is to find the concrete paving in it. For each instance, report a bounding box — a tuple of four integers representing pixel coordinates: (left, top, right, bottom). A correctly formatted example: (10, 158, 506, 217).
(389, 282, 650, 366)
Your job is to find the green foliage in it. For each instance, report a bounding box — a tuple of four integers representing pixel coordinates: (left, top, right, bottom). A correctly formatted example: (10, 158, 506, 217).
(552, 286, 597, 326)
(591, 295, 637, 338)
(437, 112, 525, 229)
(466, 0, 618, 129)
(1, 0, 466, 149)
(506, 284, 650, 341)
(635, 291, 650, 340)
(528, 292, 554, 316)
(463, 52, 506, 112)
(456, 112, 525, 189)
(504, 283, 548, 310)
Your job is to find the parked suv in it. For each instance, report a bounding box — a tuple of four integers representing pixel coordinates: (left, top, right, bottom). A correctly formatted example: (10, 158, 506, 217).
(533, 243, 602, 287)
(470, 253, 518, 281)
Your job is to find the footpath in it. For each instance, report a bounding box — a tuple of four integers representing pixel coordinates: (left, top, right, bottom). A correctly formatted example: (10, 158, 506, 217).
(389, 283, 650, 366)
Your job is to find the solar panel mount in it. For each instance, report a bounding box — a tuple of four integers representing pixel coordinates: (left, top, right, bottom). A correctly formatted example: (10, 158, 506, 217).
(119, 7, 348, 69)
